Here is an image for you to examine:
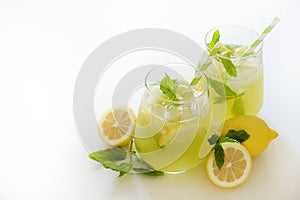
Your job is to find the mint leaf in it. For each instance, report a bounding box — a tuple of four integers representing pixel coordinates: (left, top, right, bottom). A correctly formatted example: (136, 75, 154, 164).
(89, 147, 127, 162)
(218, 135, 239, 144)
(199, 61, 212, 71)
(208, 78, 226, 97)
(208, 134, 219, 145)
(231, 97, 245, 116)
(133, 167, 164, 176)
(224, 84, 238, 98)
(89, 147, 164, 177)
(225, 130, 250, 143)
(209, 46, 221, 56)
(143, 171, 165, 176)
(131, 151, 165, 176)
(190, 77, 201, 86)
(214, 144, 224, 170)
(89, 145, 165, 177)
(89, 147, 132, 177)
(223, 44, 236, 54)
(103, 161, 132, 177)
(207, 30, 220, 49)
(219, 56, 237, 77)
(160, 73, 179, 101)
(208, 129, 250, 170)
(208, 78, 238, 103)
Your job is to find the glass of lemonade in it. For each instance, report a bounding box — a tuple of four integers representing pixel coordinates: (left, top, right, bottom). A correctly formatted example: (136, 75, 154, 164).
(134, 63, 215, 174)
(204, 26, 263, 119)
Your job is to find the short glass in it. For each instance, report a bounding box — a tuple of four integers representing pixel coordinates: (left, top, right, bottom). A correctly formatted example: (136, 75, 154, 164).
(204, 26, 263, 119)
(134, 63, 214, 174)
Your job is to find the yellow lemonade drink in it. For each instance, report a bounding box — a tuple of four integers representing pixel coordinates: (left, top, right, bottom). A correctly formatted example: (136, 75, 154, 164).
(134, 64, 213, 173)
(225, 63, 263, 118)
(204, 26, 264, 119)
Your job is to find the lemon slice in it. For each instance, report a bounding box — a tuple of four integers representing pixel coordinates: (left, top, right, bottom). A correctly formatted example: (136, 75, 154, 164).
(136, 108, 152, 127)
(206, 142, 252, 188)
(97, 106, 136, 146)
(234, 45, 247, 56)
(158, 124, 179, 147)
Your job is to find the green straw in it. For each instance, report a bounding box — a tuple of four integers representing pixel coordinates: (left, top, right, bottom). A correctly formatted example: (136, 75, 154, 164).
(243, 17, 280, 56)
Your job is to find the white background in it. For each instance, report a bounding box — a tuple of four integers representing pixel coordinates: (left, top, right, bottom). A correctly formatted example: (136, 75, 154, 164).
(1, 0, 300, 199)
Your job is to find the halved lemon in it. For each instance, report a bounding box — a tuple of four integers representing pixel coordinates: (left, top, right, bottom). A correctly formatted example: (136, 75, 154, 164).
(206, 142, 252, 188)
(97, 106, 136, 147)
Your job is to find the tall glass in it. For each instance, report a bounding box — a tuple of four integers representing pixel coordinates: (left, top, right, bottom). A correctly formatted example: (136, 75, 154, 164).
(204, 26, 263, 119)
(134, 63, 213, 174)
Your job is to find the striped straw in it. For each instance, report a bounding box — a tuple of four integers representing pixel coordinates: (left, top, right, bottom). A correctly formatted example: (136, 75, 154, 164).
(243, 17, 280, 56)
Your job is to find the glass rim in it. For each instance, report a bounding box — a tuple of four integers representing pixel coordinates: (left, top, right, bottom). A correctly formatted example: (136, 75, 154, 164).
(204, 25, 263, 60)
(144, 63, 209, 104)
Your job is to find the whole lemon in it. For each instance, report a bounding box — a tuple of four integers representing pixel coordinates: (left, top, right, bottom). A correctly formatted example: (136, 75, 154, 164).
(221, 115, 278, 156)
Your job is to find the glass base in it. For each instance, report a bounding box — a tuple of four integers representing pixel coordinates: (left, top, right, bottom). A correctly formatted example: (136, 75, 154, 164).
(165, 170, 187, 175)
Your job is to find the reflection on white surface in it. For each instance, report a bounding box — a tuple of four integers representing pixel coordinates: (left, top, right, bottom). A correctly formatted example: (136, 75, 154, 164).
(101, 139, 299, 200)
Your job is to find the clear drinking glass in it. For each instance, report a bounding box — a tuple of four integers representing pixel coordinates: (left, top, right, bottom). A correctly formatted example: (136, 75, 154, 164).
(204, 26, 263, 119)
(133, 63, 214, 174)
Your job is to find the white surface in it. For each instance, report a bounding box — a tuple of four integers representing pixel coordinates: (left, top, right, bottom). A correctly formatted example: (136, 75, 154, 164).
(1, 0, 300, 199)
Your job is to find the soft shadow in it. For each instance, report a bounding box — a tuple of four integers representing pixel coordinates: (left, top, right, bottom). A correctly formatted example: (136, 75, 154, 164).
(109, 174, 140, 200)
(109, 162, 221, 200)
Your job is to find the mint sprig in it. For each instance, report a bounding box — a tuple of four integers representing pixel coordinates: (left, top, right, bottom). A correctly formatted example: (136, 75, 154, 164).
(207, 78, 245, 115)
(207, 30, 220, 49)
(206, 31, 247, 115)
(89, 147, 132, 177)
(160, 73, 179, 101)
(207, 30, 238, 77)
(208, 78, 238, 103)
(213, 144, 225, 169)
(219, 53, 237, 77)
(89, 144, 164, 177)
(190, 76, 202, 86)
(225, 130, 250, 143)
(208, 129, 250, 169)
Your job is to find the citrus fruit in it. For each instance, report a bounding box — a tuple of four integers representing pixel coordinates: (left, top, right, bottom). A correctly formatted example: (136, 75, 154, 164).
(206, 142, 252, 188)
(221, 115, 278, 156)
(97, 106, 136, 146)
(234, 45, 247, 56)
(158, 124, 179, 147)
(136, 108, 152, 127)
